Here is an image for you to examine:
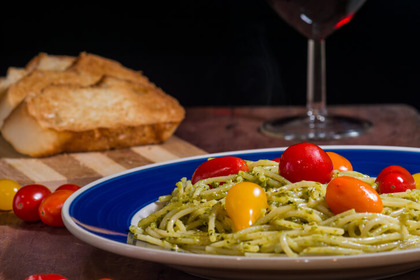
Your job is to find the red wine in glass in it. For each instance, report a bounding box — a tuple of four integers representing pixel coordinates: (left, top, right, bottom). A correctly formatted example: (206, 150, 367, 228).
(261, 0, 371, 140)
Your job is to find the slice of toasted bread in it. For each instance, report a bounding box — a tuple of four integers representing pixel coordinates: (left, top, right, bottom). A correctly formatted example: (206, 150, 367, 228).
(0, 53, 77, 127)
(0, 52, 160, 127)
(0, 69, 100, 128)
(25, 53, 75, 72)
(68, 52, 152, 86)
(0, 67, 30, 125)
(0, 53, 75, 93)
(1, 76, 185, 157)
(0, 67, 28, 96)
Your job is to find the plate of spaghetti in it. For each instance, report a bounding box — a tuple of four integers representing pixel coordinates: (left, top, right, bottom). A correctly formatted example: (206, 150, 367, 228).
(63, 145, 420, 280)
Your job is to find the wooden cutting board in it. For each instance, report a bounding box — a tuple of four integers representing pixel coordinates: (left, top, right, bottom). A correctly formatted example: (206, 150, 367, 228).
(0, 135, 207, 190)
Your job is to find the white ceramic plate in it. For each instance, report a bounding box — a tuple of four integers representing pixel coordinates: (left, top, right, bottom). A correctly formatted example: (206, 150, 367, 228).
(62, 145, 420, 280)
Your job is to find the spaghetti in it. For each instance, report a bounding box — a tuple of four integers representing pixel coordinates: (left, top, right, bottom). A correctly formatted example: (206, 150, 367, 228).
(128, 159, 420, 256)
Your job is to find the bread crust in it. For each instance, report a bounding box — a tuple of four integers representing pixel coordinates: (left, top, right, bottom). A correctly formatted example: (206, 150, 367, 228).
(24, 53, 75, 72)
(68, 52, 152, 86)
(0, 52, 165, 127)
(25, 76, 184, 131)
(0, 53, 185, 157)
(2, 100, 181, 157)
(60, 122, 181, 155)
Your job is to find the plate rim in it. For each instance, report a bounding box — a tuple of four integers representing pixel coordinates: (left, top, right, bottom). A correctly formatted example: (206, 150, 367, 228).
(62, 145, 420, 271)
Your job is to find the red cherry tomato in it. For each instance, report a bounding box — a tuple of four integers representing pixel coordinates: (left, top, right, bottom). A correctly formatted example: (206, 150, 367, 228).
(326, 151, 353, 172)
(191, 156, 249, 184)
(25, 274, 68, 280)
(375, 165, 414, 184)
(272, 158, 281, 163)
(56, 183, 81, 192)
(376, 165, 416, 194)
(38, 190, 74, 227)
(326, 176, 383, 215)
(279, 143, 333, 184)
(13, 184, 51, 222)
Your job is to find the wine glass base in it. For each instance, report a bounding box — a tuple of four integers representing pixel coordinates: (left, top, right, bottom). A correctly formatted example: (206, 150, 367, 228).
(260, 115, 372, 141)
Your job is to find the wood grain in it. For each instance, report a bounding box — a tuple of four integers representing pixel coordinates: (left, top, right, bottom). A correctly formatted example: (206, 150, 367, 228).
(0, 135, 206, 190)
(176, 104, 420, 153)
(1, 104, 419, 280)
(0, 135, 207, 280)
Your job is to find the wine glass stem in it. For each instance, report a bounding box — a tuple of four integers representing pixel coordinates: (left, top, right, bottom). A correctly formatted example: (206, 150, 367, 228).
(307, 39, 327, 123)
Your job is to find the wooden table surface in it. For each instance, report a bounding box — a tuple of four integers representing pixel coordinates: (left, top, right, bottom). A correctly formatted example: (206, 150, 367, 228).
(176, 104, 420, 152)
(0, 104, 419, 280)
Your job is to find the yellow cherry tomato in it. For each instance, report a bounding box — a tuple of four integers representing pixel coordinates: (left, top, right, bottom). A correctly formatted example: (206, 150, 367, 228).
(413, 173, 420, 189)
(0, 179, 21, 211)
(225, 182, 267, 231)
(326, 151, 353, 172)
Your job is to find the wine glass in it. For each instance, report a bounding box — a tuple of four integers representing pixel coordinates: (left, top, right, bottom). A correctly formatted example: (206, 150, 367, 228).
(261, 0, 372, 140)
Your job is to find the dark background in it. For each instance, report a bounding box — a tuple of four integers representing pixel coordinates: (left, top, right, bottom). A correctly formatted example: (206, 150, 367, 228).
(0, 0, 419, 110)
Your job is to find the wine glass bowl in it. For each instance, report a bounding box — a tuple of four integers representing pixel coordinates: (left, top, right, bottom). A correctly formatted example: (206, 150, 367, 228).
(269, 0, 366, 40)
(261, 0, 371, 140)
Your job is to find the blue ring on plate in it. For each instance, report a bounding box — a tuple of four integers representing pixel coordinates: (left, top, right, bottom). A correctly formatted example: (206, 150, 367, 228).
(68, 147, 420, 243)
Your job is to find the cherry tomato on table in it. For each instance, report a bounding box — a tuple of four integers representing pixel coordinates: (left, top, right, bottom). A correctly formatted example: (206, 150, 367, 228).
(38, 190, 74, 227)
(25, 274, 111, 280)
(375, 165, 416, 194)
(56, 183, 81, 192)
(13, 184, 51, 222)
(0, 179, 21, 211)
(25, 274, 68, 280)
(191, 156, 249, 184)
(326, 176, 383, 215)
(225, 182, 268, 231)
(279, 142, 333, 184)
(326, 151, 353, 172)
